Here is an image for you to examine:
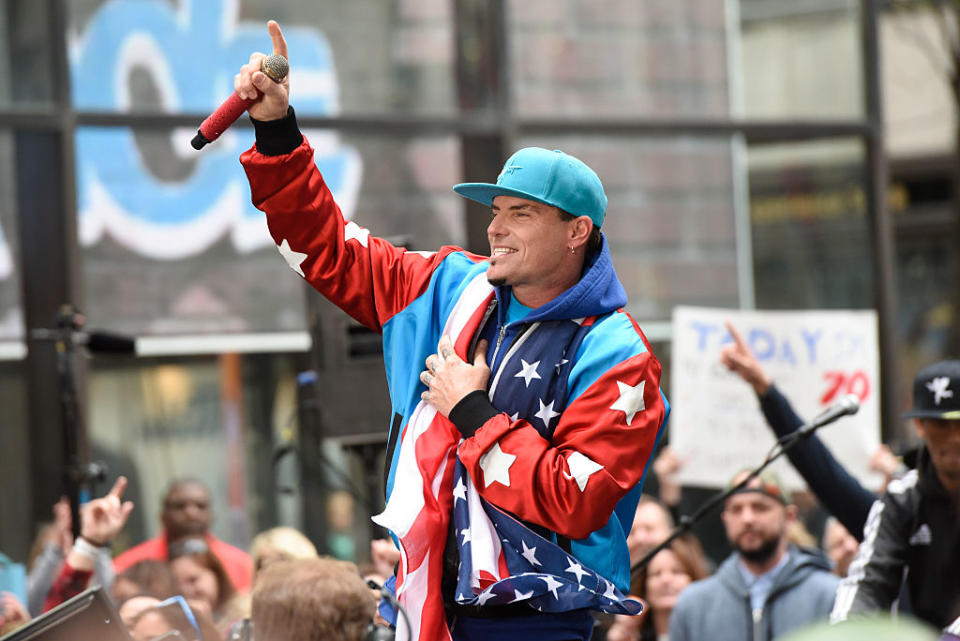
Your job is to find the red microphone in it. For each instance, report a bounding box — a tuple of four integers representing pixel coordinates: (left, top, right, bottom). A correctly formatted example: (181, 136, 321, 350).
(191, 53, 289, 150)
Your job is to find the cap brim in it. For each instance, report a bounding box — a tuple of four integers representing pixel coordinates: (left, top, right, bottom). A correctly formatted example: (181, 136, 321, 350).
(453, 182, 554, 209)
(902, 409, 960, 420)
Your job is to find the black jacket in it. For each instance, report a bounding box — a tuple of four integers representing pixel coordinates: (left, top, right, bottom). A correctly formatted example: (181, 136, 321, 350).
(830, 447, 960, 627)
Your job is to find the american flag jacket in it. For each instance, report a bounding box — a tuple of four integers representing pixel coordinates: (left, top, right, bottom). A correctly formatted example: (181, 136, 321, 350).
(241, 113, 668, 641)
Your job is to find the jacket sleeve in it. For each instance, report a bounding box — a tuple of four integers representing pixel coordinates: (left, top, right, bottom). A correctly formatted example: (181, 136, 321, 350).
(42, 562, 92, 613)
(240, 111, 479, 331)
(830, 484, 912, 621)
(26, 544, 62, 616)
(456, 325, 665, 540)
(759, 384, 876, 540)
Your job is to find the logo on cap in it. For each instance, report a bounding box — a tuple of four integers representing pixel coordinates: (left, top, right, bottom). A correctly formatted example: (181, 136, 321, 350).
(499, 164, 523, 179)
(927, 377, 954, 406)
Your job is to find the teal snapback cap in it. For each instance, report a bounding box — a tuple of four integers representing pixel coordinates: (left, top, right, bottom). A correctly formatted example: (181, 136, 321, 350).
(453, 147, 607, 228)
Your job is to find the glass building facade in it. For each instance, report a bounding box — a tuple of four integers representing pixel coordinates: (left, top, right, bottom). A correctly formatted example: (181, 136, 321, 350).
(0, 0, 954, 565)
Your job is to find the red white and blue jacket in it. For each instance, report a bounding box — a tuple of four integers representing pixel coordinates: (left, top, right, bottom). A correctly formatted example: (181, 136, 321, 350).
(241, 110, 668, 640)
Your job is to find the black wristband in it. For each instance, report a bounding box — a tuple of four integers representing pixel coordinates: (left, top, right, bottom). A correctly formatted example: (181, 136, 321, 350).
(448, 390, 500, 439)
(250, 106, 303, 156)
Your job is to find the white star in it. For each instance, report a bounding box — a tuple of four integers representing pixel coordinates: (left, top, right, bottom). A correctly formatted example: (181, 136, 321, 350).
(512, 589, 534, 603)
(460, 528, 471, 544)
(565, 560, 588, 584)
(277, 238, 308, 277)
(602, 579, 617, 601)
(564, 451, 604, 492)
(555, 358, 569, 374)
(344, 221, 370, 247)
(478, 441, 517, 488)
(610, 380, 646, 425)
(534, 398, 560, 429)
(514, 359, 542, 387)
(540, 575, 564, 599)
(453, 478, 467, 503)
(475, 590, 496, 606)
(520, 540, 541, 566)
(510, 412, 520, 422)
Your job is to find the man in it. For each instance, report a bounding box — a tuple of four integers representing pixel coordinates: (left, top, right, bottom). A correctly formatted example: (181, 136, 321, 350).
(821, 517, 859, 577)
(236, 21, 666, 641)
(626, 496, 673, 565)
(112, 479, 252, 592)
(832, 360, 960, 627)
(252, 558, 375, 641)
(670, 471, 839, 641)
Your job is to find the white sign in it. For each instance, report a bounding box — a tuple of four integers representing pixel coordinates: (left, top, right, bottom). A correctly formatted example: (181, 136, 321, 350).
(669, 306, 881, 491)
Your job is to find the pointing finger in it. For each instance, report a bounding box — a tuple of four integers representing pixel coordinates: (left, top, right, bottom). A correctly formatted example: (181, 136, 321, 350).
(724, 320, 748, 352)
(107, 476, 128, 501)
(267, 20, 289, 60)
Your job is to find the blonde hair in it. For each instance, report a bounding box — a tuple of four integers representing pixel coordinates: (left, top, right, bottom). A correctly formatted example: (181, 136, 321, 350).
(250, 526, 318, 573)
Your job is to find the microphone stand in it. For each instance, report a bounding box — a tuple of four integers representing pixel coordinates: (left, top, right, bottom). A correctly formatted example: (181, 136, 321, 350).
(631, 409, 853, 580)
(33, 305, 110, 537)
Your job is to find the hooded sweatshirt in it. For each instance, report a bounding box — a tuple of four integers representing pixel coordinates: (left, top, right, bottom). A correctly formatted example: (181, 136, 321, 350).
(670, 546, 839, 641)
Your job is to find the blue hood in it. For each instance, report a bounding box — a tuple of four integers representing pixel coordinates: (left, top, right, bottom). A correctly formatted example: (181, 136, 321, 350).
(495, 233, 627, 323)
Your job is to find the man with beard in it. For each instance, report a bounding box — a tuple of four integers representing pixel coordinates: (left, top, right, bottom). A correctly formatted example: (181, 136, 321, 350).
(113, 479, 252, 592)
(832, 360, 960, 628)
(670, 471, 838, 641)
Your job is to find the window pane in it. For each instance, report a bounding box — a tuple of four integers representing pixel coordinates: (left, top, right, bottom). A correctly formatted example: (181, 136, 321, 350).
(517, 135, 741, 320)
(76, 124, 461, 337)
(737, 0, 864, 119)
(748, 139, 874, 309)
(0, 1, 56, 107)
(67, 0, 457, 117)
(87, 354, 301, 548)
(509, 1, 731, 118)
(0, 130, 23, 342)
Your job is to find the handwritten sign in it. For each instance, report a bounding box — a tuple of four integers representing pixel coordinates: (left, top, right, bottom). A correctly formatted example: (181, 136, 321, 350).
(669, 306, 881, 491)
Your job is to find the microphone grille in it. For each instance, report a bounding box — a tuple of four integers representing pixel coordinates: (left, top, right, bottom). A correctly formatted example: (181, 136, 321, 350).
(261, 54, 289, 83)
(843, 393, 861, 415)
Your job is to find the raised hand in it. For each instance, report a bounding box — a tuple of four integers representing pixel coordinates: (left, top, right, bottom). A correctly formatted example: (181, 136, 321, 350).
(233, 20, 290, 121)
(79, 476, 135, 546)
(719, 320, 772, 396)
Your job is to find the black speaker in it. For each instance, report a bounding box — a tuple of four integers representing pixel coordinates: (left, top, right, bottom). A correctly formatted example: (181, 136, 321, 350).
(0, 587, 130, 641)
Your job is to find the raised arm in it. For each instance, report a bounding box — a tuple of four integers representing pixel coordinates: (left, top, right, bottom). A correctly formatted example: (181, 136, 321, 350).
(721, 321, 875, 539)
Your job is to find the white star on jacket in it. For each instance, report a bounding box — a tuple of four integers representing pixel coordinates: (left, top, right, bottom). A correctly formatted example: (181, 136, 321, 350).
(610, 380, 646, 425)
(344, 221, 370, 247)
(520, 540, 541, 566)
(565, 559, 588, 584)
(534, 398, 561, 429)
(277, 238, 308, 277)
(452, 477, 467, 503)
(514, 359, 542, 387)
(564, 451, 604, 492)
(541, 575, 564, 599)
(478, 441, 517, 488)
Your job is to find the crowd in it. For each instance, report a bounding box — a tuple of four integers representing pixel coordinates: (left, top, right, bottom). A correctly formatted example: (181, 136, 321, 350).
(1, 335, 957, 641)
(0, 476, 395, 641)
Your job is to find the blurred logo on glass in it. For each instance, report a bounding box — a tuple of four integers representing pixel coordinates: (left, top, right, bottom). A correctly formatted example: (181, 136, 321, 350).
(69, 0, 361, 259)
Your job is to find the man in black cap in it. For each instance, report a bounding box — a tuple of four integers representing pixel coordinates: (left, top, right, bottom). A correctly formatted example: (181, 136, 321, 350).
(831, 360, 960, 627)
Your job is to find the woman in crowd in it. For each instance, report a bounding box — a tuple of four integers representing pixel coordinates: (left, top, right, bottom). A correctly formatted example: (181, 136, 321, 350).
(607, 537, 709, 641)
(168, 537, 247, 636)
